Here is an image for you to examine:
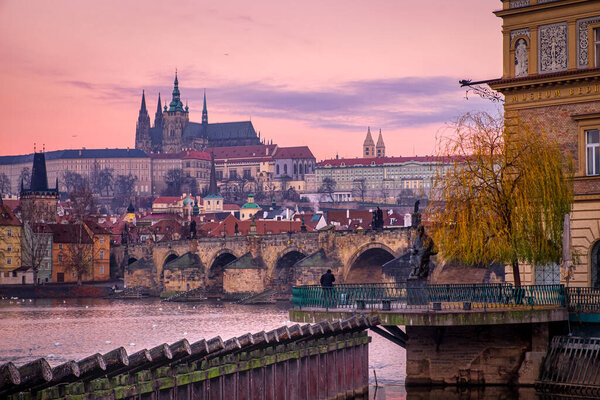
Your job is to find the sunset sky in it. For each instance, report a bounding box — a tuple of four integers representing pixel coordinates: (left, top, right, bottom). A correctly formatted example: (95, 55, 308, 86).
(0, 0, 502, 161)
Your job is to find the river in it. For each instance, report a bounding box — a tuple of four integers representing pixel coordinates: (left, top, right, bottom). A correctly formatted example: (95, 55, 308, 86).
(0, 298, 577, 399)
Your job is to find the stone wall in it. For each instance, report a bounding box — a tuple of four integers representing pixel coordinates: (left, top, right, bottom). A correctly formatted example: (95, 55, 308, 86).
(163, 268, 205, 292)
(223, 267, 266, 295)
(405, 323, 550, 386)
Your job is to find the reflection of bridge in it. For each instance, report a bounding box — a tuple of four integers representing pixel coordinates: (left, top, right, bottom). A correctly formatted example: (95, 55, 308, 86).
(124, 228, 412, 295)
(290, 283, 600, 390)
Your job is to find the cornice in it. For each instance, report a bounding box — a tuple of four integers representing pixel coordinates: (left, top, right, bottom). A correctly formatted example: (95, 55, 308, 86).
(489, 68, 600, 91)
(495, 0, 592, 18)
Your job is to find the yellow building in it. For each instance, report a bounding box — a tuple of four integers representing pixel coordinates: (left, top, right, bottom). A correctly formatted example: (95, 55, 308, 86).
(240, 194, 261, 221)
(489, 0, 600, 286)
(0, 200, 23, 282)
(84, 220, 112, 281)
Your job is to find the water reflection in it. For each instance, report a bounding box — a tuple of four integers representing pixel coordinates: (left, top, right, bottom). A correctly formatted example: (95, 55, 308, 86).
(370, 386, 597, 400)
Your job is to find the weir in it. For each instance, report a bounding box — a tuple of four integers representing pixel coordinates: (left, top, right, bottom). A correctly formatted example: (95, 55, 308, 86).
(0, 315, 377, 400)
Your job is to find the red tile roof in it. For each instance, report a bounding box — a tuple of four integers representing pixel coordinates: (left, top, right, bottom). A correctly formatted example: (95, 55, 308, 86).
(183, 151, 211, 160)
(223, 204, 240, 211)
(48, 224, 93, 244)
(153, 197, 181, 205)
(273, 146, 315, 160)
(83, 219, 111, 235)
(206, 145, 277, 161)
(0, 205, 21, 226)
(201, 214, 313, 237)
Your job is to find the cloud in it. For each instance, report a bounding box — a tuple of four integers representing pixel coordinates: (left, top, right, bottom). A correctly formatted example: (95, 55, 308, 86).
(61, 76, 502, 131)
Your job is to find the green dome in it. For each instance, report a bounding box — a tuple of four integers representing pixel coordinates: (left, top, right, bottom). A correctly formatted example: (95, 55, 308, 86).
(183, 197, 191, 205)
(241, 202, 260, 209)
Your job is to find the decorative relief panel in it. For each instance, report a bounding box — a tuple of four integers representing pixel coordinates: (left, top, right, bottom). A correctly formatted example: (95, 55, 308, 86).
(509, 0, 529, 8)
(577, 17, 600, 69)
(510, 28, 530, 43)
(538, 23, 568, 73)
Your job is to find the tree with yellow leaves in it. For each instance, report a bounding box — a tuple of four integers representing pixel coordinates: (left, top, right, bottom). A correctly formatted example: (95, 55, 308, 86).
(428, 112, 573, 286)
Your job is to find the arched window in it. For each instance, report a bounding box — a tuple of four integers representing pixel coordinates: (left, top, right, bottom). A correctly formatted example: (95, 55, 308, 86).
(276, 165, 280, 175)
(294, 164, 298, 175)
(284, 164, 288, 174)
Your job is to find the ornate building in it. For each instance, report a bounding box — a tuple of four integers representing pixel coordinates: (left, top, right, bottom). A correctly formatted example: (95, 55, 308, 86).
(488, 0, 600, 286)
(135, 73, 262, 154)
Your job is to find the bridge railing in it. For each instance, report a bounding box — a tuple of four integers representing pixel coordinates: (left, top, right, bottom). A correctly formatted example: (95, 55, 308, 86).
(292, 283, 566, 311)
(566, 287, 600, 313)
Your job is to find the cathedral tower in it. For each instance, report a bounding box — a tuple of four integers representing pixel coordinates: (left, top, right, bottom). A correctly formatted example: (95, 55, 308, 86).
(135, 91, 151, 153)
(376, 129, 385, 157)
(162, 72, 189, 153)
(363, 127, 375, 158)
(20, 152, 59, 223)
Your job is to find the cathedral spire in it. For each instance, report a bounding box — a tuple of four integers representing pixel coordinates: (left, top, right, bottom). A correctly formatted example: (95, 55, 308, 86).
(154, 93, 163, 128)
(140, 90, 147, 113)
(202, 90, 208, 125)
(169, 71, 184, 112)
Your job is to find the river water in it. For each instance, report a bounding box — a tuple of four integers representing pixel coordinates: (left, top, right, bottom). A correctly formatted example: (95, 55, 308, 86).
(0, 298, 580, 399)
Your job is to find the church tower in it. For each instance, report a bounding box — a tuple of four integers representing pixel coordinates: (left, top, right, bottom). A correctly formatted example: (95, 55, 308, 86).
(20, 152, 59, 223)
(376, 129, 385, 157)
(363, 127, 375, 158)
(154, 93, 163, 129)
(135, 91, 151, 153)
(162, 72, 189, 153)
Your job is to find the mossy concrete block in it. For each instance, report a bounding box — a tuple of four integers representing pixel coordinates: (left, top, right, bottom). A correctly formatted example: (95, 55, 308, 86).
(137, 380, 154, 394)
(136, 370, 153, 382)
(175, 373, 192, 386)
(113, 385, 138, 399)
(65, 382, 85, 395)
(157, 377, 174, 390)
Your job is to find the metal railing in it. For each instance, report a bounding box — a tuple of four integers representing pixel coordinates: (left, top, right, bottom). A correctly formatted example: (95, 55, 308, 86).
(566, 287, 600, 313)
(292, 283, 566, 311)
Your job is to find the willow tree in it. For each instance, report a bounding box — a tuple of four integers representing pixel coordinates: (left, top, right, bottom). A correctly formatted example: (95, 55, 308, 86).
(428, 112, 573, 286)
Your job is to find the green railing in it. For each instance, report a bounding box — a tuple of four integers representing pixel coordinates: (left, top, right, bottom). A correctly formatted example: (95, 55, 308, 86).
(566, 287, 600, 313)
(292, 283, 566, 311)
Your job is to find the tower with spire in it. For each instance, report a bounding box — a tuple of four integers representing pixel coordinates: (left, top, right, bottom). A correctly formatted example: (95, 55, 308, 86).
(135, 90, 152, 153)
(376, 129, 385, 157)
(363, 127, 375, 158)
(162, 72, 189, 153)
(20, 151, 59, 223)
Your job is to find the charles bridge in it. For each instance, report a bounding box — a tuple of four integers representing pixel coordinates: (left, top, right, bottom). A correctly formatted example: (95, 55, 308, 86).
(122, 227, 412, 296)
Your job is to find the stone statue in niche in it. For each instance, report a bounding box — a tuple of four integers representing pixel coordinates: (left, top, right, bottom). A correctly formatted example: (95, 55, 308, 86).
(515, 38, 528, 77)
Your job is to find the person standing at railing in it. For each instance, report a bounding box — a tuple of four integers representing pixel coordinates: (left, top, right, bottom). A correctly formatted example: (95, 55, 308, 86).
(320, 269, 336, 307)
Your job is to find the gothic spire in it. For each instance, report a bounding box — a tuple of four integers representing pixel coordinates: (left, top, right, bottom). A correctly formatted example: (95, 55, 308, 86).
(202, 90, 208, 125)
(376, 129, 385, 147)
(154, 93, 163, 128)
(363, 127, 374, 146)
(140, 90, 147, 113)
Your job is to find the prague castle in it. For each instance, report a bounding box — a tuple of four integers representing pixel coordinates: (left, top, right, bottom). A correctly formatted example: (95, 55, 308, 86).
(135, 73, 262, 154)
(488, 0, 600, 286)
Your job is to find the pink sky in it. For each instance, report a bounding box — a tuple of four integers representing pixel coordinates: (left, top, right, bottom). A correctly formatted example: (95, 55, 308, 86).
(0, 0, 502, 161)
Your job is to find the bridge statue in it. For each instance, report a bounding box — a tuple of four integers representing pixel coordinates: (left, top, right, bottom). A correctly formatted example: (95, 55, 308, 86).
(408, 225, 435, 279)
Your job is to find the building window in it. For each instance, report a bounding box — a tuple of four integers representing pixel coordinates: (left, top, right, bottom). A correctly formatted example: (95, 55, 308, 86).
(59, 244, 63, 250)
(276, 165, 280, 175)
(7, 245, 11, 252)
(587, 129, 600, 176)
(229, 170, 237, 179)
(58, 254, 63, 262)
(99, 265, 105, 274)
(595, 28, 600, 68)
(6, 229, 11, 237)
(100, 237, 105, 245)
(243, 169, 251, 179)
(6, 257, 11, 265)
(100, 250, 104, 260)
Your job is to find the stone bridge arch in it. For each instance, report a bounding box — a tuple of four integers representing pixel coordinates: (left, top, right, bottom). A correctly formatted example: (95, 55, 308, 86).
(343, 242, 398, 283)
(206, 248, 239, 294)
(270, 248, 309, 291)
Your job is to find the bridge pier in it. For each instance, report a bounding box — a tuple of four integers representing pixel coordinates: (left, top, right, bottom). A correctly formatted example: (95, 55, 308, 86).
(405, 322, 559, 386)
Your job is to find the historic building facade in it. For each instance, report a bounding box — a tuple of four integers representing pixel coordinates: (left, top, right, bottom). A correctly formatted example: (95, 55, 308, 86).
(489, 0, 600, 286)
(135, 74, 262, 154)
